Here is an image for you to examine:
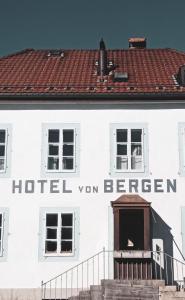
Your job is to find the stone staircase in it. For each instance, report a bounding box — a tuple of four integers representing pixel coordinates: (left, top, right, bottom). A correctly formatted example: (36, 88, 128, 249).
(69, 280, 185, 300)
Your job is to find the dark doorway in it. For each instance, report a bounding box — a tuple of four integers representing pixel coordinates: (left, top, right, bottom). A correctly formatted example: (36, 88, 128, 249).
(119, 209, 144, 250)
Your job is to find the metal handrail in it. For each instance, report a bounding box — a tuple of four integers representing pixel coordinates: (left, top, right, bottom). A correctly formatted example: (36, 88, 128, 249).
(43, 249, 104, 286)
(41, 249, 185, 300)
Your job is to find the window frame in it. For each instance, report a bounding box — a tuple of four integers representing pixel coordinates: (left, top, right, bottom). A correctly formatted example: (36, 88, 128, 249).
(110, 123, 149, 176)
(181, 207, 185, 257)
(0, 208, 9, 262)
(179, 123, 185, 176)
(44, 212, 74, 257)
(0, 124, 12, 178)
(39, 207, 80, 262)
(41, 123, 80, 177)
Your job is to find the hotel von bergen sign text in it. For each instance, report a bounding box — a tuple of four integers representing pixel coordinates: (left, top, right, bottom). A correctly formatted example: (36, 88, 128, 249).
(11, 178, 177, 194)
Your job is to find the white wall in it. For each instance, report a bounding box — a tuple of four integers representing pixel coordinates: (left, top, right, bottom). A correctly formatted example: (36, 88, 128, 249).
(0, 106, 184, 288)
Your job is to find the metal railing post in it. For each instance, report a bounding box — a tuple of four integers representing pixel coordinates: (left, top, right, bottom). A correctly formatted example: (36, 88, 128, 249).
(41, 281, 44, 300)
(159, 252, 162, 280)
(103, 247, 105, 280)
(171, 257, 174, 286)
(50, 281, 51, 300)
(61, 275, 63, 300)
(165, 254, 168, 285)
(55, 278, 57, 300)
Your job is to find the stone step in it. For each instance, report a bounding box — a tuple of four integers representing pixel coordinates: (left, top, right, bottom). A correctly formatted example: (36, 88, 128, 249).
(101, 279, 165, 287)
(90, 285, 103, 300)
(79, 290, 91, 300)
(46, 281, 185, 299)
(160, 291, 185, 299)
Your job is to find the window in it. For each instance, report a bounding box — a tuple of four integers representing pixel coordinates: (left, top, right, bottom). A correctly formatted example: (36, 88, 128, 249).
(45, 213, 74, 256)
(110, 123, 148, 176)
(39, 207, 80, 261)
(42, 124, 80, 177)
(0, 213, 3, 256)
(0, 208, 9, 261)
(0, 125, 11, 177)
(181, 207, 185, 256)
(179, 123, 185, 176)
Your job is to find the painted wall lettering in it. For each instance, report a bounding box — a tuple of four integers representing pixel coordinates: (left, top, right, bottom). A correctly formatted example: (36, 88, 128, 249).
(11, 178, 177, 194)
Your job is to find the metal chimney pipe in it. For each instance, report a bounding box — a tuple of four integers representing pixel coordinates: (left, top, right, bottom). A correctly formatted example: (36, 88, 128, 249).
(99, 38, 107, 76)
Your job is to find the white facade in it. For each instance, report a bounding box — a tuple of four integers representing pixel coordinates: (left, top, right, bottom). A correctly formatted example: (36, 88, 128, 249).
(0, 103, 184, 290)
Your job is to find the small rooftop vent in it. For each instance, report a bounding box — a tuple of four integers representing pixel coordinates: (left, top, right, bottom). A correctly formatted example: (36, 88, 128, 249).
(47, 50, 64, 57)
(113, 72, 128, 82)
(129, 37, 147, 49)
(177, 65, 185, 86)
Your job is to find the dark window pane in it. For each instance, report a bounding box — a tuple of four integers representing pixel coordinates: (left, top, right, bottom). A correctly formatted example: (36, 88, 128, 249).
(63, 144, 74, 156)
(47, 157, 59, 170)
(49, 145, 59, 156)
(116, 129, 127, 142)
(45, 241, 57, 252)
(0, 159, 5, 170)
(131, 144, 142, 156)
(0, 229, 1, 240)
(61, 228, 72, 239)
(63, 158, 73, 170)
(63, 130, 74, 143)
(0, 130, 5, 143)
(61, 241, 72, 252)
(0, 214, 2, 226)
(116, 157, 128, 170)
(48, 130, 59, 143)
(0, 146, 5, 157)
(117, 144, 127, 155)
(46, 214, 58, 226)
(131, 129, 142, 142)
(47, 228, 57, 239)
(131, 157, 142, 170)
(62, 214, 73, 226)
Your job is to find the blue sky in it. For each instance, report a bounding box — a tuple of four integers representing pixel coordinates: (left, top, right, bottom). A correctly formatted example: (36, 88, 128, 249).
(0, 0, 185, 55)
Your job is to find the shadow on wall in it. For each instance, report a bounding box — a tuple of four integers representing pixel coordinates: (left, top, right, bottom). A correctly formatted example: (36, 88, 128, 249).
(151, 208, 173, 258)
(151, 208, 174, 284)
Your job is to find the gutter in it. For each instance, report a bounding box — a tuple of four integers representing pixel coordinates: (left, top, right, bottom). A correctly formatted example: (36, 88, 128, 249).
(0, 92, 185, 105)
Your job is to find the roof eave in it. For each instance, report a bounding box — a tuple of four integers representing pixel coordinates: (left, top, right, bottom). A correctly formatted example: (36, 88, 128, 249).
(0, 92, 185, 104)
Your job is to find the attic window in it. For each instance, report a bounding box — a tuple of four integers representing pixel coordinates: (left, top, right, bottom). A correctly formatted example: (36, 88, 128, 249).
(177, 65, 185, 86)
(113, 72, 128, 82)
(47, 50, 64, 57)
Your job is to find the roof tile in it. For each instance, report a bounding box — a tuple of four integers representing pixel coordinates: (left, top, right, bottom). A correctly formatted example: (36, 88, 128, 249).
(0, 48, 185, 95)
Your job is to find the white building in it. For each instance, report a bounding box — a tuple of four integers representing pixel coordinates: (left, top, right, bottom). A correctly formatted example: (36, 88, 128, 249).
(0, 38, 185, 299)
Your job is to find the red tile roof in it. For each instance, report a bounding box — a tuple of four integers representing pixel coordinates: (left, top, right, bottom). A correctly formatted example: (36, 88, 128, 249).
(0, 48, 185, 97)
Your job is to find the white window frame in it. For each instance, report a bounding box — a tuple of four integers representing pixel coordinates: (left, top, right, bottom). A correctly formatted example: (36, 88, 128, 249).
(39, 207, 80, 262)
(44, 212, 74, 257)
(0, 212, 4, 256)
(0, 208, 9, 261)
(110, 123, 148, 176)
(0, 124, 12, 178)
(179, 123, 185, 176)
(41, 123, 80, 177)
(181, 207, 185, 256)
